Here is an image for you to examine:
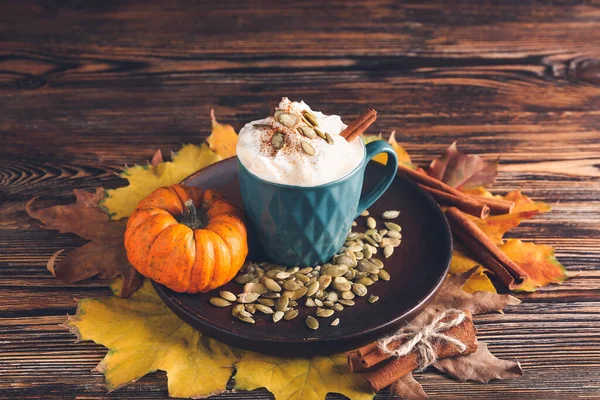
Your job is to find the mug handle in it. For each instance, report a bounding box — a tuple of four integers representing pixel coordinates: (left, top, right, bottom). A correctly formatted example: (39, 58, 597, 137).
(355, 140, 398, 218)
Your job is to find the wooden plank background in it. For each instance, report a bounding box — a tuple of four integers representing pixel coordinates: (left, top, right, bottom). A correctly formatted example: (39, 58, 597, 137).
(1, 0, 599, 398)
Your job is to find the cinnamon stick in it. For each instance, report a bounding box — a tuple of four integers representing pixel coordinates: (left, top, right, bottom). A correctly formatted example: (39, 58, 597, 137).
(341, 108, 377, 142)
(467, 194, 515, 215)
(418, 184, 490, 219)
(364, 311, 478, 392)
(445, 207, 529, 289)
(397, 165, 491, 219)
(348, 350, 369, 373)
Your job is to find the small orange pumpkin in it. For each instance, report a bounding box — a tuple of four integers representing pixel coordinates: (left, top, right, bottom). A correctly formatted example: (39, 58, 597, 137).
(124, 184, 248, 293)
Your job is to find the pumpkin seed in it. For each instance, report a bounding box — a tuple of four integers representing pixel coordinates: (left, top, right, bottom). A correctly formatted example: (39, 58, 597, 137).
(302, 110, 319, 126)
(365, 228, 377, 236)
(333, 303, 344, 312)
(352, 221, 357, 227)
(255, 304, 274, 314)
(271, 131, 286, 150)
(275, 111, 299, 128)
(297, 266, 313, 274)
(371, 258, 384, 268)
(368, 295, 380, 303)
(237, 292, 260, 304)
(317, 275, 333, 290)
(275, 296, 289, 312)
(286, 286, 308, 300)
(363, 235, 380, 248)
(219, 291, 237, 302)
(384, 245, 394, 258)
(344, 268, 356, 280)
(354, 271, 368, 281)
(316, 307, 335, 318)
(232, 304, 245, 316)
(340, 290, 355, 300)
(275, 271, 291, 279)
(235, 273, 255, 284)
(331, 318, 340, 326)
(361, 210, 370, 217)
(295, 273, 311, 283)
(335, 254, 356, 267)
(325, 132, 334, 145)
(306, 316, 319, 330)
(326, 291, 339, 302)
(283, 280, 302, 291)
(245, 304, 256, 313)
(314, 126, 327, 139)
(339, 299, 355, 306)
(381, 238, 401, 247)
(298, 125, 317, 139)
(272, 311, 284, 323)
(301, 140, 316, 156)
(332, 277, 352, 291)
(386, 230, 402, 239)
(372, 232, 383, 243)
(238, 315, 256, 324)
(262, 277, 282, 292)
(323, 300, 334, 308)
(366, 217, 376, 229)
(305, 298, 316, 307)
(369, 273, 379, 282)
(364, 245, 373, 259)
(306, 281, 320, 297)
(346, 245, 363, 253)
(258, 298, 275, 307)
(244, 282, 268, 295)
(378, 269, 391, 281)
(357, 259, 379, 274)
(314, 298, 324, 307)
(284, 309, 299, 320)
(263, 292, 281, 298)
(384, 222, 401, 232)
(289, 300, 298, 307)
(322, 264, 348, 278)
(382, 210, 400, 220)
(347, 232, 359, 240)
(379, 229, 388, 236)
(352, 283, 368, 297)
(358, 277, 375, 286)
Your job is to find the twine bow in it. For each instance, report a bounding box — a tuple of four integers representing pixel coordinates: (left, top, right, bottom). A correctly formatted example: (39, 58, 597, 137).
(377, 309, 467, 370)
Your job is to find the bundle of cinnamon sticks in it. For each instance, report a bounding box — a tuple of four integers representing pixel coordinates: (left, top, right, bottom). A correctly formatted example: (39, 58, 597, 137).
(397, 164, 514, 219)
(348, 310, 478, 392)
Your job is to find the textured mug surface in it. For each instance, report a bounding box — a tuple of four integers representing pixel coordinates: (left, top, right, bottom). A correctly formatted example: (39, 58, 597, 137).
(238, 139, 398, 266)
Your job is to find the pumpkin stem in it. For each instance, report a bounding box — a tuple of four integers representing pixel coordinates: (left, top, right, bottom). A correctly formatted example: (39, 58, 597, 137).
(182, 199, 203, 229)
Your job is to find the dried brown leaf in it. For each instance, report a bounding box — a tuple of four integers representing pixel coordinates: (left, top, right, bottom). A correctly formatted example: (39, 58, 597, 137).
(26, 188, 142, 297)
(390, 372, 427, 399)
(412, 267, 520, 326)
(428, 142, 498, 189)
(433, 342, 523, 383)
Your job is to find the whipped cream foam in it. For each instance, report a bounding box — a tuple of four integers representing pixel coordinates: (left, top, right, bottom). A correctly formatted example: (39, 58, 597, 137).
(237, 98, 364, 186)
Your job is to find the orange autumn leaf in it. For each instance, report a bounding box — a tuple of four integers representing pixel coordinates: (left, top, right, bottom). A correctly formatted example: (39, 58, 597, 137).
(500, 239, 568, 292)
(368, 131, 412, 166)
(470, 190, 551, 244)
(207, 109, 238, 158)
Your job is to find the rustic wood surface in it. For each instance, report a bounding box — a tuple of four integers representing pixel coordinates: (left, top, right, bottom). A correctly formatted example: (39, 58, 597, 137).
(1, 0, 599, 399)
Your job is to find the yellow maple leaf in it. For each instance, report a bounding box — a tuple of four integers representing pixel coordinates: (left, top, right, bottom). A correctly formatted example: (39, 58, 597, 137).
(102, 143, 222, 219)
(449, 249, 497, 294)
(207, 109, 239, 158)
(65, 279, 242, 398)
(234, 352, 374, 400)
(364, 131, 412, 166)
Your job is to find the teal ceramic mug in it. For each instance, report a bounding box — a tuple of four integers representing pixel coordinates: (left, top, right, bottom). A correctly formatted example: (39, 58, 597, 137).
(238, 139, 398, 266)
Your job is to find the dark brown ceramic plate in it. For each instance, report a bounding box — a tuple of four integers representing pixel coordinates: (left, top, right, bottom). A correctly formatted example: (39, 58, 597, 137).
(152, 157, 452, 356)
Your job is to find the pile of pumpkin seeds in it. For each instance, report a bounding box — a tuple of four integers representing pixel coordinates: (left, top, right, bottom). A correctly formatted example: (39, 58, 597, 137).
(267, 108, 332, 156)
(209, 209, 402, 329)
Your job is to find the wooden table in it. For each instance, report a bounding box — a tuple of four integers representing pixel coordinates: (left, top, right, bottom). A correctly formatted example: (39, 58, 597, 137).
(1, 1, 599, 399)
